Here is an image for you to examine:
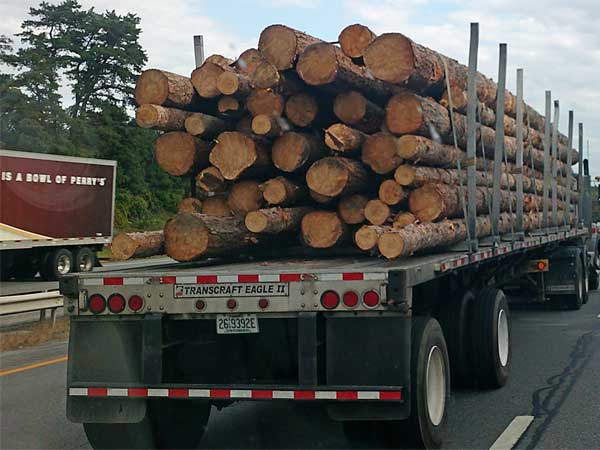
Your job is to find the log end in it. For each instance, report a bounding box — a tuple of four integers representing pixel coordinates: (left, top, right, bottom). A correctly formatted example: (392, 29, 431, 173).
(252, 114, 275, 136)
(301, 211, 345, 248)
(362, 132, 402, 174)
(354, 225, 380, 251)
(191, 62, 224, 98)
(392, 212, 416, 229)
(363, 33, 415, 84)
(196, 166, 227, 193)
(201, 196, 232, 217)
(306, 157, 350, 197)
(409, 184, 443, 222)
(333, 91, 366, 125)
(394, 165, 416, 186)
(135, 104, 160, 128)
(184, 113, 206, 136)
(110, 233, 137, 260)
(209, 131, 259, 180)
(216, 71, 241, 96)
(155, 132, 199, 177)
(338, 194, 368, 224)
(164, 213, 209, 261)
(385, 92, 423, 135)
(285, 93, 318, 127)
(397, 135, 421, 160)
(135, 69, 169, 106)
(252, 61, 281, 89)
(378, 231, 405, 259)
(261, 178, 287, 205)
(338, 24, 376, 59)
(364, 199, 390, 226)
(296, 43, 338, 86)
(244, 210, 269, 233)
(227, 180, 263, 214)
(247, 89, 285, 117)
(379, 179, 405, 206)
(258, 24, 299, 70)
(178, 197, 203, 214)
(218, 96, 241, 114)
(272, 132, 309, 172)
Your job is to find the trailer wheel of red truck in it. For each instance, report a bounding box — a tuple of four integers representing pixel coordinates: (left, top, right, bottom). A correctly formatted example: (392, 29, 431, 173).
(74, 247, 95, 272)
(41, 248, 74, 280)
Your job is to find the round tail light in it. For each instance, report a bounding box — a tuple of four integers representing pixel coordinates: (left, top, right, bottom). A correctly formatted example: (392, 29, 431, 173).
(128, 295, 144, 312)
(227, 299, 237, 310)
(258, 298, 269, 309)
(107, 294, 126, 313)
(321, 291, 340, 309)
(363, 290, 380, 308)
(342, 291, 359, 308)
(88, 294, 106, 314)
(195, 299, 206, 311)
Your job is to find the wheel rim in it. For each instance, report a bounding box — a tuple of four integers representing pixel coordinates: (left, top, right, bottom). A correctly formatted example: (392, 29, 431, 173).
(57, 254, 71, 275)
(497, 309, 509, 367)
(426, 345, 446, 426)
(79, 254, 93, 272)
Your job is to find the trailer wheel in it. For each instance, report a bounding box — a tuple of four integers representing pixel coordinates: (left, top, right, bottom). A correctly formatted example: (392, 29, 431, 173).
(41, 248, 73, 280)
(589, 268, 599, 291)
(385, 317, 449, 449)
(74, 247, 95, 272)
(562, 256, 584, 310)
(471, 288, 511, 388)
(438, 289, 475, 387)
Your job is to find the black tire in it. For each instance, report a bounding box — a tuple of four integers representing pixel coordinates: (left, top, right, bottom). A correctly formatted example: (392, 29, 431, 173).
(385, 317, 450, 449)
(471, 288, 511, 389)
(40, 248, 73, 280)
(437, 290, 475, 387)
(562, 256, 584, 310)
(589, 268, 599, 291)
(84, 399, 210, 449)
(74, 247, 95, 272)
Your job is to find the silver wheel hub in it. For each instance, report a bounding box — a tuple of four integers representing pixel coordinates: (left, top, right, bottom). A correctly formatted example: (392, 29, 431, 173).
(426, 345, 446, 426)
(497, 309, 509, 367)
(57, 254, 71, 275)
(79, 254, 93, 272)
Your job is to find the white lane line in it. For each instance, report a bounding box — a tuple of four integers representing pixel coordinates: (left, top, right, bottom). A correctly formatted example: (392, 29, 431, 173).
(489, 415, 534, 450)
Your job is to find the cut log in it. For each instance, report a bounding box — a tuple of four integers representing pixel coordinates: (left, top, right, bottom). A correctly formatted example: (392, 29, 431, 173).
(245, 207, 312, 234)
(184, 112, 227, 138)
(284, 93, 321, 127)
(155, 132, 210, 177)
(205, 54, 234, 67)
(191, 61, 227, 98)
(227, 180, 264, 214)
(301, 211, 349, 248)
(251, 62, 304, 93)
(135, 69, 198, 109)
(306, 157, 371, 198)
(209, 131, 272, 180)
(379, 179, 407, 206)
(338, 24, 377, 60)
(392, 212, 416, 229)
(111, 231, 164, 261)
(247, 89, 285, 117)
(338, 194, 369, 224)
(164, 213, 264, 261)
(333, 91, 384, 133)
(201, 196, 232, 217)
(178, 197, 203, 214)
(216, 70, 252, 96)
(272, 131, 327, 173)
(258, 24, 322, 70)
(260, 176, 307, 206)
(385, 92, 450, 137)
(296, 43, 393, 101)
(195, 166, 227, 193)
(217, 96, 245, 118)
(251, 114, 291, 138)
(364, 199, 391, 226)
(235, 48, 265, 77)
(324, 123, 367, 154)
(361, 132, 403, 174)
(136, 104, 191, 131)
(354, 225, 389, 251)
(398, 135, 462, 167)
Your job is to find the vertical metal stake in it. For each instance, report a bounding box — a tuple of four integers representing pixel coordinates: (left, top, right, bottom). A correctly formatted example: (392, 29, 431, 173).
(194, 35, 205, 67)
(578, 123, 584, 226)
(551, 100, 560, 228)
(492, 43, 507, 240)
(466, 23, 479, 252)
(542, 91, 552, 229)
(565, 111, 574, 227)
(515, 68, 524, 234)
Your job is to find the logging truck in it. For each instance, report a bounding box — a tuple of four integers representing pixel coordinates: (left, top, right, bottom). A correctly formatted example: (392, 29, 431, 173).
(0, 150, 116, 280)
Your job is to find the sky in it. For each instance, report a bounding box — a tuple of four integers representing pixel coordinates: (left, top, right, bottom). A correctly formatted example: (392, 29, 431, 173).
(2, 0, 599, 174)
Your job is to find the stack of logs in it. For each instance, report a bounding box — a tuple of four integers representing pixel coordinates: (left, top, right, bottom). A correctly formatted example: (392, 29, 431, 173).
(111, 23, 579, 262)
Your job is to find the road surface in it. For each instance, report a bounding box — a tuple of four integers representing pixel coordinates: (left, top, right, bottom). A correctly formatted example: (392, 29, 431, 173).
(1, 293, 599, 449)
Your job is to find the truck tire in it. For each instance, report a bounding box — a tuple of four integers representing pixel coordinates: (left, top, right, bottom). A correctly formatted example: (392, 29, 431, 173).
(385, 317, 449, 449)
(562, 256, 584, 310)
(74, 247, 95, 272)
(471, 288, 511, 388)
(589, 268, 599, 291)
(84, 399, 210, 449)
(40, 248, 73, 280)
(438, 289, 475, 387)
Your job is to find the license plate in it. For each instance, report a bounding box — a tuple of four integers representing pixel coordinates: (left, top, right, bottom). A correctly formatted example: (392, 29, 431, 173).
(216, 314, 259, 334)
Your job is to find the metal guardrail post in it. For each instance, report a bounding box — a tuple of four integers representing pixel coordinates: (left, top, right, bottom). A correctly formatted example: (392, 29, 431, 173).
(515, 68, 524, 234)
(492, 44, 507, 240)
(551, 100, 560, 228)
(543, 91, 551, 229)
(466, 23, 479, 252)
(565, 111, 574, 227)
(578, 123, 584, 226)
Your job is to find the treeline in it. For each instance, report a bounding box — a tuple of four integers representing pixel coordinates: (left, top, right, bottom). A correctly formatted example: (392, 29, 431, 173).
(0, 0, 185, 230)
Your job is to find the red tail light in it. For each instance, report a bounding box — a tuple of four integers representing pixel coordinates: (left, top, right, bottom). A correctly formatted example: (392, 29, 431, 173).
(258, 298, 269, 309)
(227, 299, 237, 310)
(107, 294, 126, 313)
(88, 294, 106, 314)
(321, 291, 340, 309)
(342, 291, 359, 308)
(128, 295, 144, 312)
(363, 290, 380, 308)
(195, 299, 206, 311)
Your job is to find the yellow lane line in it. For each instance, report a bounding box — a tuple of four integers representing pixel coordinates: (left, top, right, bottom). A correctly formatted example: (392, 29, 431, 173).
(0, 355, 68, 377)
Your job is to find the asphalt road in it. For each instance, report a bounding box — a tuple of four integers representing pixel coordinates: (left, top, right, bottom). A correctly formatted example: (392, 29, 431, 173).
(1, 294, 599, 449)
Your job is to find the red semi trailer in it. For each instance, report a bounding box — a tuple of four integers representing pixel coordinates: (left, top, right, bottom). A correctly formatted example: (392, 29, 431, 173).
(0, 149, 116, 280)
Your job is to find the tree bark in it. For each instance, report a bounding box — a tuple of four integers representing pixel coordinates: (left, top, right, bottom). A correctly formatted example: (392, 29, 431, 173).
(272, 131, 327, 173)
(164, 213, 265, 261)
(324, 123, 367, 154)
(201, 196, 232, 217)
(245, 207, 313, 233)
(379, 179, 407, 206)
(209, 131, 272, 180)
(301, 211, 349, 248)
(364, 199, 392, 225)
(260, 176, 307, 206)
(251, 114, 291, 138)
(155, 132, 210, 177)
(178, 197, 203, 214)
(227, 180, 264, 214)
(258, 24, 323, 70)
(361, 132, 403, 175)
(385, 92, 450, 137)
(184, 112, 227, 138)
(338, 194, 369, 224)
(306, 157, 371, 198)
(333, 90, 384, 133)
(247, 89, 285, 117)
(136, 104, 191, 131)
(339, 24, 377, 60)
(196, 166, 227, 193)
(354, 225, 389, 251)
(111, 231, 164, 261)
(135, 69, 199, 110)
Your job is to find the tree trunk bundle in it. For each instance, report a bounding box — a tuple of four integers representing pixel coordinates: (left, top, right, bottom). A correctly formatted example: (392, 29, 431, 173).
(111, 231, 165, 261)
(135, 69, 200, 110)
